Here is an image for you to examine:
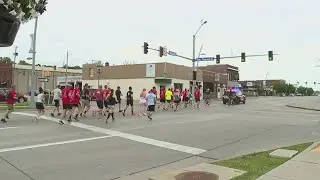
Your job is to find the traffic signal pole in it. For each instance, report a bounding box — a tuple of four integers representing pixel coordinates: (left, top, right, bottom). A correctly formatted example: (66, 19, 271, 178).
(219, 53, 279, 60)
(146, 47, 192, 60)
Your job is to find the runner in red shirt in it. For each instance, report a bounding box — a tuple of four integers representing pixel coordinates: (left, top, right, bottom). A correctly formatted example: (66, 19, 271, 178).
(152, 87, 157, 98)
(152, 87, 158, 108)
(71, 84, 81, 120)
(1, 85, 17, 123)
(60, 84, 72, 124)
(183, 88, 190, 107)
(103, 86, 111, 115)
(194, 87, 201, 109)
(158, 87, 166, 109)
(95, 85, 104, 119)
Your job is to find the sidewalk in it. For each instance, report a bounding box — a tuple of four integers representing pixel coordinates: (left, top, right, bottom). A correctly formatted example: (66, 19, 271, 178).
(257, 142, 320, 180)
(286, 98, 320, 111)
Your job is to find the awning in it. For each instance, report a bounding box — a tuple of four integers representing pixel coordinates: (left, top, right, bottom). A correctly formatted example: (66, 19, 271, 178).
(155, 78, 172, 84)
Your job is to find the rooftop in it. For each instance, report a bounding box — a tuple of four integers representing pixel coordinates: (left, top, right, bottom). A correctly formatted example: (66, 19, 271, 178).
(14, 64, 82, 74)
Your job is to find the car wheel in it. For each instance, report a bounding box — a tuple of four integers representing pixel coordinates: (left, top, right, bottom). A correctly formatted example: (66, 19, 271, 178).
(243, 100, 246, 104)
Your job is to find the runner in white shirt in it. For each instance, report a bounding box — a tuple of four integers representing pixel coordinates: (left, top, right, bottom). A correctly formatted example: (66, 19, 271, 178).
(35, 87, 45, 122)
(51, 85, 62, 117)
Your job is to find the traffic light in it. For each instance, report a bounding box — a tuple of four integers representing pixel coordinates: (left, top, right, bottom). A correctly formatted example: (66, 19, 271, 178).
(268, 51, 273, 61)
(216, 54, 220, 64)
(143, 42, 148, 54)
(314, 82, 316, 85)
(241, 52, 246, 62)
(159, 46, 164, 57)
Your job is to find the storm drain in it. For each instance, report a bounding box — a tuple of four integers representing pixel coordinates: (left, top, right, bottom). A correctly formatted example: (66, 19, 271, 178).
(175, 171, 219, 180)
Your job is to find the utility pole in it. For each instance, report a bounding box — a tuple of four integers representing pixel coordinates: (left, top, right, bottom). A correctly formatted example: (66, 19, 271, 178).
(12, 46, 18, 87)
(97, 68, 101, 87)
(65, 51, 69, 85)
(192, 35, 196, 93)
(192, 20, 207, 94)
(30, 17, 38, 108)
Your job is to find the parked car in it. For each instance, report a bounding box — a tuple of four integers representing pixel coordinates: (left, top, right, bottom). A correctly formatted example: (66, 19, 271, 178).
(0, 88, 28, 103)
(222, 91, 246, 105)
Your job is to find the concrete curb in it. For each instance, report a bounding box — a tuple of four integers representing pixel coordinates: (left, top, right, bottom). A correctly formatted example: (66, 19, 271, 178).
(257, 141, 317, 180)
(286, 104, 320, 111)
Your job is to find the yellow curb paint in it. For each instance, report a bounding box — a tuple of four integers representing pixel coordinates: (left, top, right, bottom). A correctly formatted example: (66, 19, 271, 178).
(312, 146, 320, 152)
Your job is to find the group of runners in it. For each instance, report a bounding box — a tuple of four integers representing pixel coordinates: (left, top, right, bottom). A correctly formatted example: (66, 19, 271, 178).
(1, 83, 207, 124)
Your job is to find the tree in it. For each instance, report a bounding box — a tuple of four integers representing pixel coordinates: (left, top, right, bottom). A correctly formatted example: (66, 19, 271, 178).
(69, 66, 82, 69)
(286, 84, 296, 94)
(18, 60, 31, 65)
(62, 65, 82, 69)
(307, 88, 314, 96)
(273, 83, 287, 94)
(273, 83, 296, 95)
(297, 86, 307, 95)
(0, 57, 12, 63)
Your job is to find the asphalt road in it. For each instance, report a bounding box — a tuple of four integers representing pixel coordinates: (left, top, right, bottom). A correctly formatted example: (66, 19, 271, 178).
(1, 96, 320, 180)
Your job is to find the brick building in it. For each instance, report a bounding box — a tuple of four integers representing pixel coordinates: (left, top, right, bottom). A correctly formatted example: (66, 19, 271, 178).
(199, 64, 240, 98)
(0, 62, 13, 88)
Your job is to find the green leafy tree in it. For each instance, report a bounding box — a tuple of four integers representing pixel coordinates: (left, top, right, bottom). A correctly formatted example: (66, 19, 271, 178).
(0, 57, 12, 63)
(307, 88, 314, 96)
(286, 84, 296, 94)
(273, 83, 287, 94)
(297, 86, 307, 95)
(18, 60, 31, 65)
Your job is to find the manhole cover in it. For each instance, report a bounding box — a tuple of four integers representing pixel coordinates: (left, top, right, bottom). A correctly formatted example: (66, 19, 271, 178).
(175, 171, 219, 180)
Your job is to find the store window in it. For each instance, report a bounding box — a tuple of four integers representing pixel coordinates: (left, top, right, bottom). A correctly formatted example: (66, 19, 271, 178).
(174, 83, 183, 90)
(89, 68, 94, 77)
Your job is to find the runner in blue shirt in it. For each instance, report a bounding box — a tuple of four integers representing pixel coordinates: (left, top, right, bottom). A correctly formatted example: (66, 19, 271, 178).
(146, 89, 157, 120)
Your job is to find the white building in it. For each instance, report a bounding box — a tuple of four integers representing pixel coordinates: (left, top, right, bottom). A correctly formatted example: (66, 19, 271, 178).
(82, 62, 203, 100)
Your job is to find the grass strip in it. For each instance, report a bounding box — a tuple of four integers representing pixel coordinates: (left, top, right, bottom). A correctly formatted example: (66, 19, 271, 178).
(213, 142, 313, 180)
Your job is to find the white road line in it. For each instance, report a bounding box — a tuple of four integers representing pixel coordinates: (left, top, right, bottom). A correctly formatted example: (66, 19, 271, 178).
(14, 112, 207, 155)
(0, 135, 114, 153)
(0, 127, 21, 130)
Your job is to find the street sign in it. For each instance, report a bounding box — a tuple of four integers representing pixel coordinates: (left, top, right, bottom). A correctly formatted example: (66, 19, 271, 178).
(38, 77, 49, 82)
(196, 57, 215, 61)
(168, 51, 177, 56)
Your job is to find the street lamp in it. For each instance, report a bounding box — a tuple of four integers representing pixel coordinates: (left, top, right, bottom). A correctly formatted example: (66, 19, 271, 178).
(192, 20, 207, 94)
(29, 17, 39, 108)
(97, 68, 101, 87)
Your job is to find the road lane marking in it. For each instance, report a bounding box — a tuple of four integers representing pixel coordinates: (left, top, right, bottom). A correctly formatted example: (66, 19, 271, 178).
(0, 127, 21, 130)
(14, 112, 207, 155)
(0, 135, 114, 153)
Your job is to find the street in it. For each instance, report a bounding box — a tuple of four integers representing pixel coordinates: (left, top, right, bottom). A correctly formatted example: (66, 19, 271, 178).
(1, 97, 320, 180)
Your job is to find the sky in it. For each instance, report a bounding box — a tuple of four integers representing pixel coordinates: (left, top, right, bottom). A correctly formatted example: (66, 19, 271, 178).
(1, 0, 320, 88)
